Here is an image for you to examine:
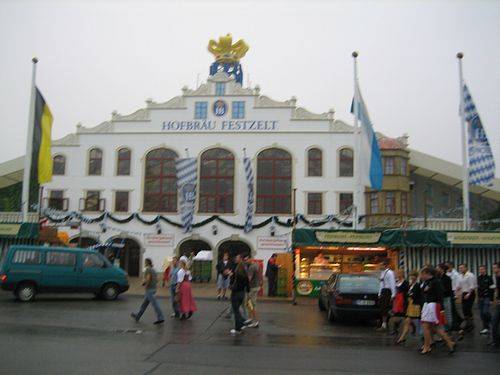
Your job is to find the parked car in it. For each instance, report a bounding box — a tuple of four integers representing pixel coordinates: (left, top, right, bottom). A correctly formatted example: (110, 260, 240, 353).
(318, 273, 380, 322)
(0, 245, 129, 302)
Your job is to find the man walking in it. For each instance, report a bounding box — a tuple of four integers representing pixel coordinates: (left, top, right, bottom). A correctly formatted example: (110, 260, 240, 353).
(457, 263, 477, 332)
(229, 254, 250, 335)
(477, 265, 495, 335)
(446, 261, 463, 332)
(377, 259, 396, 331)
(131, 258, 165, 324)
(245, 254, 262, 328)
(265, 253, 279, 297)
(168, 256, 180, 318)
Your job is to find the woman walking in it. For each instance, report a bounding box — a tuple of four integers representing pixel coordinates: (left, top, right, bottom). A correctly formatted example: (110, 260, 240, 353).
(419, 266, 456, 355)
(176, 259, 197, 320)
(229, 254, 250, 335)
(390, 270, 409, 335)
(397, 271, 422, 344)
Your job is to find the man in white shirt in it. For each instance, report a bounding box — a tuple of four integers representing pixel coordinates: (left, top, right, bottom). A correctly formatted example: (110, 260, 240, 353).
(377, 259, 396, 331)
(445, 261, 464, 331)
(446, 261, 460, 295)
(457, 264, 477, 331)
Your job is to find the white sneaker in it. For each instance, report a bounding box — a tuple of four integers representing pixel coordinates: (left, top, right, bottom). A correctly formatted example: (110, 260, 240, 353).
(480, 328, 489, 335)
(230, 329, 242, 335)
(249, 321, 260, 328)
(243, 319, 252, 325)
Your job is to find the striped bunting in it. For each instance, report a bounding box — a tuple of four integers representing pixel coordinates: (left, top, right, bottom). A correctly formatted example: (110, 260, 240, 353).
(463, 84, 495, 187)
(176, 158, 197, 233)
(243, 157, 254, 233)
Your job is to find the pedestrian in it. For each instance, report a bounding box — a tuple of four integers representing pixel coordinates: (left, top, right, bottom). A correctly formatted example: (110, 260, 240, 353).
(436, 263, 453, 331)
(457, 263, 477, 332)
(131, 258, 165, 325)
(477, 265, 495, 335)
(176, 258, 197, 320)
(419, 266, 455, 355)
(445, 261, 464, 332)
(265, 253, 279, 297)
(389, 269, 409, 335)
(245, 254, 262, 328)
(396, 271, 422, 344)
(377, 259, 396, 332)
(216, 252, 232, 300)
(229, 254, 250, 335)
(489, 262, 500, 346)
(164, 256, 180, 318)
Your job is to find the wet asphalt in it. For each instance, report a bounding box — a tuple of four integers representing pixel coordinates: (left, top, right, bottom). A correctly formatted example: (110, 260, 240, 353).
(0, 292, 498, 374)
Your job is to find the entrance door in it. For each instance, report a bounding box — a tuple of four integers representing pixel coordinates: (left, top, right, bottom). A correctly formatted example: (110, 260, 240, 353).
(113, 238, 141, 277)
(217, 240, 251, 261)
(178, 239, 212, 258)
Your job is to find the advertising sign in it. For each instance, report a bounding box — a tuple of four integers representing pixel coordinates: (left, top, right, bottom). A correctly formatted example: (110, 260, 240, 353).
(0, 224, 21, 236)
(447, 232, 500, 245)
(315, 231, 381, 244)
(144, 233, 175, 247)
(257, 236, 288, 251)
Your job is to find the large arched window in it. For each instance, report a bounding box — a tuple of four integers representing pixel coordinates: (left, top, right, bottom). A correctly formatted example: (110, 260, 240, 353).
(88, 148, 103, 175)
(307, 148, 322, 177)
(256, 148, 292, 214)
(116, 147, 131, 176)
(199, 148, 234, 213)
(338, 147, 354, 177)
(143, 148, 178, 212)
(52, 155, 66, 175)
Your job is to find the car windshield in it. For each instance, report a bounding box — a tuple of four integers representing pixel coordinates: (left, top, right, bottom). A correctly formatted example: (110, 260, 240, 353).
(337, 275, 379, 293)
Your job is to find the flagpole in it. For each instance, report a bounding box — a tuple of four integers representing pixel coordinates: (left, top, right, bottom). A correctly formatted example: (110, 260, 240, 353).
(352, 51, 361, 230)
(457, 52, 470, 230)
(21, 57, 38, 221)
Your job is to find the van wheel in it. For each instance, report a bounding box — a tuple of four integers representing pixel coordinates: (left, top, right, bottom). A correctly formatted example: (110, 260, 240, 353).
(327, 306, 336, 322)
(101, 283, 119, 301)
(16, 282, 37, 302)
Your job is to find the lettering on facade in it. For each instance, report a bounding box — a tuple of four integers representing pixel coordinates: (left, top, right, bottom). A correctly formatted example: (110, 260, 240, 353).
(315, 231, 382, 244)
(447, 232, 500, 245)
(161, 120, 279, 132)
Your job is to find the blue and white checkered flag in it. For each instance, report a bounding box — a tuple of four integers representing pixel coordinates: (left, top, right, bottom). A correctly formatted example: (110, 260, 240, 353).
(463, 84, 496, 187)
(176, 158, 197, 233)
(243, 157, 254, 233)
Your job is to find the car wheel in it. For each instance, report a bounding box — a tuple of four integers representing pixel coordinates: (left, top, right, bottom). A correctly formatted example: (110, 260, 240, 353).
(327, 306, 336, 322)
(101, 283, 119, 301)
(16, 282, 37, 302)
(318, 297, 326, 311)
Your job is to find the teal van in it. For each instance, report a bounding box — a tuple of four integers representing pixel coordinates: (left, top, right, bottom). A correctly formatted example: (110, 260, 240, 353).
(0, 245, 129, 302)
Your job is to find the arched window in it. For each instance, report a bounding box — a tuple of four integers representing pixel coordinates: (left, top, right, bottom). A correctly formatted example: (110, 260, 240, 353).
(52, 155, 66, 175)
(307, 148, 322, 177)
(199, 148, 234, 213)
(256, 148, 292, 214)
(143, 148, 178, 212)
(338, 148, 354, 177)
(116, 147, 131, 176)
(88, 148, 103, 175)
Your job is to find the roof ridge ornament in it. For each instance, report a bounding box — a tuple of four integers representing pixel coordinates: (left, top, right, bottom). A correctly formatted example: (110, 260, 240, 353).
(208, 34, 248, 85)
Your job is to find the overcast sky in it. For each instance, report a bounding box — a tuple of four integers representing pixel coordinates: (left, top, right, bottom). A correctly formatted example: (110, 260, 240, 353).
(0, 0, 499, 171)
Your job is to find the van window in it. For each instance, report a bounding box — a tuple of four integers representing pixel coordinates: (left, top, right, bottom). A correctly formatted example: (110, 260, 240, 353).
(82, 253, 104, 268)
(12, 250, 41, 265)
(46, 251, 76, 267)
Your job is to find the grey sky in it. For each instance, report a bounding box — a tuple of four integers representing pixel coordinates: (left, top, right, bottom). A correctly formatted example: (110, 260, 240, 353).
(0, 0, 499, 172)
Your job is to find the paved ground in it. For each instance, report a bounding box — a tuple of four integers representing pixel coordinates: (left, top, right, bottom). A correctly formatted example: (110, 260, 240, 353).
(0, 292, 498, 374)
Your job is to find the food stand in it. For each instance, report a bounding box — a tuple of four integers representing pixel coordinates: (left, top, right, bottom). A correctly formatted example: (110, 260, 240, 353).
(292, 229, 397, 297)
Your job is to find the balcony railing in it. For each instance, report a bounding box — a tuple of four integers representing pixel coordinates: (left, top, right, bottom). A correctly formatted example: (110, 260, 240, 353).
(407, 218, 464, 230)
(0, 212, 39, 223)
(79, 198, 106, 212)
(43, 198, 69, 211)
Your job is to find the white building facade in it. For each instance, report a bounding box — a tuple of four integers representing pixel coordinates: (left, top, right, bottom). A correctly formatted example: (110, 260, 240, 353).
(43, 70, 361, 276)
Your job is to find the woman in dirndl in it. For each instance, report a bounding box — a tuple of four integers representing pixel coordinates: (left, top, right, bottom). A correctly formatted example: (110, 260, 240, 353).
(176, 258, 197, 320)
(397, 271, 422, 344)
(419, 266, 455, 354)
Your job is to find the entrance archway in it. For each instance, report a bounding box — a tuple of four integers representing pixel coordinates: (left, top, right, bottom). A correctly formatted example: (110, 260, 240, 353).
(178, 239, 212, 258)
(111, 238, 141, 277)
(69, 236, 98, 248)
(217, 240, 251, 261)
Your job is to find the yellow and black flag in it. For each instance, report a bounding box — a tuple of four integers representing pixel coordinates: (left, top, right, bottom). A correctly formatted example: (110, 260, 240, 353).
(31, 88, 53, 185)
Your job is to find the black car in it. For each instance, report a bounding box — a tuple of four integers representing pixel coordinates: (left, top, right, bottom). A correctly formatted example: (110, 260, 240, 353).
(318, 273, 380, 322)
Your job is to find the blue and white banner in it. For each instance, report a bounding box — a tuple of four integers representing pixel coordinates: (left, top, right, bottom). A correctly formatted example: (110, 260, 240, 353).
(176, 158, 197, 233)
(463, 84, 496, 187)
(243, 157, 254, 233)
(351, 82, 384, 190)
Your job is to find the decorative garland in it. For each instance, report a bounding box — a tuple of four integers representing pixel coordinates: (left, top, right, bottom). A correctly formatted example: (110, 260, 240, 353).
(42, 208, 364, 230)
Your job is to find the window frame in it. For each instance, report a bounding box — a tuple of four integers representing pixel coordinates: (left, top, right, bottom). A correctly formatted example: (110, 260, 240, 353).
(198, 148, 235, 214)
(88, 148, 103, 176)
(307, 148, 323, 177)
(338, 147, 354, 177)
(369, 192, 379, 214)
(231, 101, 245, 119)
(114, 190, 130, 213)
(338, 192, 354, 214)
(194, 101, 208, 119)
(306, 192, 323, 215)
(52, 154, 66, 176)
(143, 148, 178, 213)
(384, 156, 395, 175)
(385, 191, 396, 214)
(256, 148, 292, 214)
(401, 192, 408, 214)
(83, 190, 103, 212)
(215, 82, 226, 96)
(116, 147, 131, 176)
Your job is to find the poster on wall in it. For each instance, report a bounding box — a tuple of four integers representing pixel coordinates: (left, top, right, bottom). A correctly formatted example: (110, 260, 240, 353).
(257, 236, 288, 252)
(144, 233, 175, 247)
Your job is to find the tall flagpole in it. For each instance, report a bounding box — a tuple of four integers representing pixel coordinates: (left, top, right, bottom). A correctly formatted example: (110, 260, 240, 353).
(21, 57, 38, 221)
(457, 52, 470, 230)
(352, 51, 361, 230)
